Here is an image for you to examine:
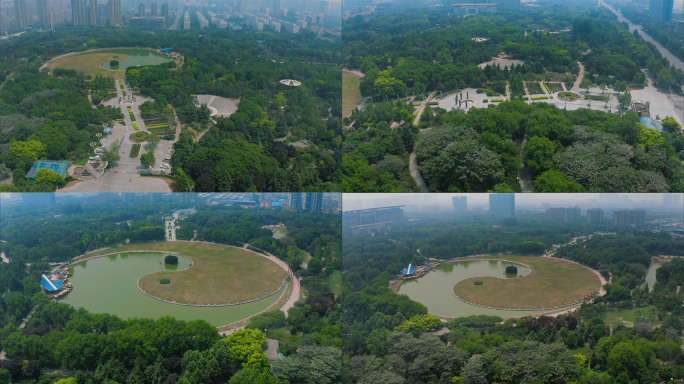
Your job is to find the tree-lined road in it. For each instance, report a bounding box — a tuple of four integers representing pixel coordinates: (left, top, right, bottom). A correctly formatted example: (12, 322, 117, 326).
(599, 0, 684, 72)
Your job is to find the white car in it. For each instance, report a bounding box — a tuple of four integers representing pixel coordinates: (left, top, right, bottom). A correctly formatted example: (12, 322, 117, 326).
(161, 164, 170, 169)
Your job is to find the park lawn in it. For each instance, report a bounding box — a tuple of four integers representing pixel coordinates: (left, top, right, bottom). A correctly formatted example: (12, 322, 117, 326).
(547, 82, 564, 93)
(329, 270, 342, 297)
(526, 81, 544, 95)
(452, 255, 601, 309)
(84, 242, 288, 306)
(603, 306, 661, 328)
(343, 71, 362, 117)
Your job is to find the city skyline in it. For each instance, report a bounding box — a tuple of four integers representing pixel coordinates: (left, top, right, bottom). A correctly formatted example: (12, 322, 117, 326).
(343, 193, 684, 212)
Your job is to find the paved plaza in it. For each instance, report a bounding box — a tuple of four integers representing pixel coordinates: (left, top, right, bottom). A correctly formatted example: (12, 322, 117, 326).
(437, 84, 682, 128)
(59, 79, 172, 192)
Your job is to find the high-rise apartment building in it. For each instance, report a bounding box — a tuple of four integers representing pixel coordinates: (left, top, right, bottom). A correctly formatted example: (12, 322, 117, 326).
(237, 0, 247, 12)
(342, 206, 406, 235)
(587, 208, 604, 224)
(649, 0, 674, 21)
(614, 209, 646, 229)
(489, 194, 515, 217)
(161, 3, 169, 21)
(288, 193, 303, 210)
(72, 0, 88, 25)
(151, 3, 157, 16)
(305, 193, 323, 213)
(38, 0, 49, 26)
(544, 207, 581, 222)
(108, 0, 121, 25)
(14, 0, 28, 28)
(139, 3, 146, 16)
(89, 0, 98, 26)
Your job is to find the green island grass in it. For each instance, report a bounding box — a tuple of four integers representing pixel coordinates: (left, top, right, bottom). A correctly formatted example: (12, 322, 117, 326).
(328, 270, 342, 297)
(129, 144, 141, 157)
(343, 71, 363, 117)
(558, 92, 579, 100)
(452, 255, 600, 309)
(84, 242, 288, 306)
(130, 131, 149, 142)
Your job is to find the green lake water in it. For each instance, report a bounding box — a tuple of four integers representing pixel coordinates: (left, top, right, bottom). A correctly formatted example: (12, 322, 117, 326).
(397, 260, 550, 318)
(100, 50, 174, 71)
(62, 252, 285, 327)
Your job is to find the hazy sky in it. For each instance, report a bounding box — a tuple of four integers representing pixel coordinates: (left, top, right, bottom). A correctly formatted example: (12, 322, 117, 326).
(343, 193, 684, 211)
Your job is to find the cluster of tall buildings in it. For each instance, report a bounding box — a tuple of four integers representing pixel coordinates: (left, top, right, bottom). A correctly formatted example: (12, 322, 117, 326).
(128, 2, 168, 29)
(287, 192, 340, 213)
(426, 0, 523, 15)
(70, 1, 169, 27)
(342, 205, 406, 235)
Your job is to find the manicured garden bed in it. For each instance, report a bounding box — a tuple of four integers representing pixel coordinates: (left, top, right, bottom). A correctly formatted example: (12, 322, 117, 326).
(130, 144, 141, 157)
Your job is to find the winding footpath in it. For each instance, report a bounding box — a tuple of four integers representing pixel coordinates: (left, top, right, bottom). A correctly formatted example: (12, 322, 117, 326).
(408, 91, 437, 192)
(409, 153, 429, 192)
(570, 61, 586, 94)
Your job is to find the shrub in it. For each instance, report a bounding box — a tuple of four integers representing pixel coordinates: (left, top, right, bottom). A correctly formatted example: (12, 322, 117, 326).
(474, 281, 484, 285)
(505, 265, 518, 274)
(164, 255, 178, 265)
(558, 92, 578, 101)
(129, 144, 141, 157)
(483, 99, 488, 103)
(159, 278, 171, 284)
(491, 98, 504, 102)
(130, 131, 149, 142)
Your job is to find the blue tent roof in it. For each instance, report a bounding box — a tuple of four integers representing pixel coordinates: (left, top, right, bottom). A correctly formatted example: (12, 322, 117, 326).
(401, 264, 415, 275)
(41, 275, 64, 292)
(162, 47, 173, 52)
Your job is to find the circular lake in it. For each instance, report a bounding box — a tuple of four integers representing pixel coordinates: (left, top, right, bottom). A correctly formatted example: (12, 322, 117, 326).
(62, 252, 286, 327)
(100, 49, 174, 71)
(397, 260, 550, 318)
